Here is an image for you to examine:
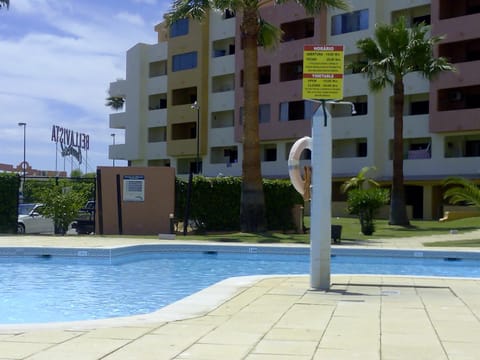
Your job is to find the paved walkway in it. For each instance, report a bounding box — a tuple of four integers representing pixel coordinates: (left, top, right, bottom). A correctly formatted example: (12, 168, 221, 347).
(0, 233, 478, 359)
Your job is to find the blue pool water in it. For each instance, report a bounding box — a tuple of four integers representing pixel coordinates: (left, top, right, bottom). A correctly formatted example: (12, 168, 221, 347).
(0, 247, 479, 324)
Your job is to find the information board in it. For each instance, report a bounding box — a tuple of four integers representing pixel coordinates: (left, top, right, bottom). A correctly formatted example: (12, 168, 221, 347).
(123, 175, 145, 202)
(302, 45, 344, 100)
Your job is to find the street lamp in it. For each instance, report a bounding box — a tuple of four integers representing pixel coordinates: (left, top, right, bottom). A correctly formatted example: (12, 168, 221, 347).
(18, 122, 26, 190)
(111, 133, 116, 167)
(191, 100, 200, 174)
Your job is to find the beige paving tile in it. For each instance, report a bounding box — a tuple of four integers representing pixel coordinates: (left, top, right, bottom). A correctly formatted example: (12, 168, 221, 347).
(5, 330, 83, 343)
(275, 304, 335, 330)
(432, 320, 480, 342)
(443, 341, 480, 360)
(381, 333, 447, 360)
(319, 332, 379, 351)
(313, 347, 380, 360)
(252, 339, 318, 357)
(264, 327, 324, 341)
(0, 341, 53, 359)
(198, 329, 263, 345)
(246, 354, 311, 360)
(82, 326, 153, 339)
(151, 322, 215, 337)
(102, 334, 196, 360)
(26, 337, 130, 360)
(175, 343, 251, 359)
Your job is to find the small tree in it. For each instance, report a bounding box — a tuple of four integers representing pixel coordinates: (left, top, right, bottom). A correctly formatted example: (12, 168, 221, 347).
(341, 166, 379, 193)
(347, 188, 389, 235)
(37, 180, 87, 235)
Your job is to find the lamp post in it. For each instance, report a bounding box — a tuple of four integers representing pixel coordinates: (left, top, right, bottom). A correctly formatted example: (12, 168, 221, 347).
(191, 101, 200, 174)
(18, 122, 26, 191)
(111, 133, 116, 167)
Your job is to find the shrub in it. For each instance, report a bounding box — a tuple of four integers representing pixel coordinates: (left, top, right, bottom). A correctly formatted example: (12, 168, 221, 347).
(0, 173, 20, 233)
(347, 187, 389, 235)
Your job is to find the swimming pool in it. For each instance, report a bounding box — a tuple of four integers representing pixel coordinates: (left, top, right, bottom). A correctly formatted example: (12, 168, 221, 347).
(0, 244, 479, 324)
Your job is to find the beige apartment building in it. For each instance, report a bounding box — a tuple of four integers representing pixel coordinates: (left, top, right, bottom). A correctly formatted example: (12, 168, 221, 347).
(108, 0, 480, 220)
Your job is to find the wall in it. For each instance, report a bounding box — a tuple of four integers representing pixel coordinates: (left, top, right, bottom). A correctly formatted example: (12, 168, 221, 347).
(96, 166, 175, 235)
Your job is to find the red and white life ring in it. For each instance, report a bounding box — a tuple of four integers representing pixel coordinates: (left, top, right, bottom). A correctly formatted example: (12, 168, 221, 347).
(288, 136, 312, 197)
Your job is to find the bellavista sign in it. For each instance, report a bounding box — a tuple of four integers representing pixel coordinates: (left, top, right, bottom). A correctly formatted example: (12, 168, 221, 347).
(51, 125, 90, 164)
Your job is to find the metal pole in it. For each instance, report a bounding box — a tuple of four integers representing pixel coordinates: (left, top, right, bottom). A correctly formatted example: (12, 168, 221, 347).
(18, 122, 26, 189)
(196, 107, 200, 174)
(111, 133, 116, 167)
(191, 101, 200, 174)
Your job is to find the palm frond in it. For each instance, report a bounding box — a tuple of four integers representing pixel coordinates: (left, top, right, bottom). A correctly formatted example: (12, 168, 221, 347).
(164, 0, 211, 25)
(105, 96, 125, 111)
(443, 177, 480, 208)
(257, 18, 283, 49)
(277, 0, 350, 15)
(0, 0, 9, 9)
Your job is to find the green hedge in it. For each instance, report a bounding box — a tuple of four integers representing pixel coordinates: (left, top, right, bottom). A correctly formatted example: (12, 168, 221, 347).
(175, 176, 303, 232)
(0, 173, 20, 233)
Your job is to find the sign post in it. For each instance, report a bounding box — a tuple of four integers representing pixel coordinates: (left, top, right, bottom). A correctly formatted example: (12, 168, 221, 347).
(302, 45, 344, 290)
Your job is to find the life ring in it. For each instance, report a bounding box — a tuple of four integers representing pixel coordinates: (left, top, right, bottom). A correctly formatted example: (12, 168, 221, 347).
(288, 136, 312, 198)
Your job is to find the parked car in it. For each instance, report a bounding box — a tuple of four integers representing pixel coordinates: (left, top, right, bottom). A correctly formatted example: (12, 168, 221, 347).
(71, 200, 95, 235)
(17, 203, 55, 234)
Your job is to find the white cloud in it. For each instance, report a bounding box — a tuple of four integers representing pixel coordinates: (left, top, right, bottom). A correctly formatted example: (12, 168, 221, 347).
(116, 12, 146, 27)
(0, 0, 156, 172)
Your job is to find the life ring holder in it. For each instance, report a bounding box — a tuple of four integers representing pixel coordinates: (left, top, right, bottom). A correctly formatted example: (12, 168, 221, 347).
(288, 136, 312, 198)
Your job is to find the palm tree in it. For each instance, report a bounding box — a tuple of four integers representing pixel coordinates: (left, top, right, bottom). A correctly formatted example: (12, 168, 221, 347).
(341, 166, 379, 193)
(354, 17, 454, 226)
(0, 0, 9, 9)
(443, 177, 480, 208)
(166, 0, 349, 232)
(105, 96, 125, 111)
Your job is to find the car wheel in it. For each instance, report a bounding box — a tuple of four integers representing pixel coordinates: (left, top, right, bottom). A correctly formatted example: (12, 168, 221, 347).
(17, 223, 25, 234)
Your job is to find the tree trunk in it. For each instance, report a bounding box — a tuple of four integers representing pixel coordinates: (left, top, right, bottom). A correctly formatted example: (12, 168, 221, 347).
(239, 8, 266, 232)
(389, 76, 410, 226)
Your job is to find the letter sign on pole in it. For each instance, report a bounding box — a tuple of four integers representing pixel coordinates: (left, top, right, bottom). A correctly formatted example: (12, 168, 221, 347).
(302, 45, 344, 100)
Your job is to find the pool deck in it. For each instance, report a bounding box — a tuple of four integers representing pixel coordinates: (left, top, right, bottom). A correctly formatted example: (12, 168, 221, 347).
(0, 233, 479, 359)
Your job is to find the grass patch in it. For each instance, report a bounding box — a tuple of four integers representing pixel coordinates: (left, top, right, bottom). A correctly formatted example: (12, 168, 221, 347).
(168, 217, 480, 246)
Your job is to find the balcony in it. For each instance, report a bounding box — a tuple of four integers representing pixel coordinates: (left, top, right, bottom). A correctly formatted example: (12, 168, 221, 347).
(147, 108, 167, 127)
(109, 112, 127, 129)
(210, 54, 235, 77)
(109, 79, 127, 98)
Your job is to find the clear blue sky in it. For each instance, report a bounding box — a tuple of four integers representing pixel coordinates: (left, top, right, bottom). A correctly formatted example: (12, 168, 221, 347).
(0, 0, 170, 174)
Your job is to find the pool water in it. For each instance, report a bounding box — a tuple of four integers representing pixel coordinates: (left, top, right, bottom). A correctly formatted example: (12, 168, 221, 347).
(0, 250, 479, 324)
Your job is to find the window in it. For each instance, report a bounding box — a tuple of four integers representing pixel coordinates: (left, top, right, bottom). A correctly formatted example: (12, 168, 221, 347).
(280, 61, 303, 82)
(331, 9, 368, 35)
(410, 100, 429, 115)
(172, 122, 196, 140)
(170, 18, 189, 37)
(172, 52, 197, 72)
(281, 18, 314, 42)
(279, 101, 313, 121)
(211, 146, 238, 164)
(239, 104, 271, 124)
(171, 87, 197, 106)
(149, 61, 167, 77)
(148, 127, 167, 142)
(148, 93, 167, 110)
(259, 104, 270, 123)
(240, 66, 271, 86)
(259, 66, 271, 85)
(262, 145, 277, 162)
(333, 138, 367, 158)
(223, 9, 235, 19)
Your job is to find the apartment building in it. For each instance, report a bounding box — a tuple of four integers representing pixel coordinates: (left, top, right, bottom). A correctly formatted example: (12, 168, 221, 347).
(108, 0, 480, 220)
